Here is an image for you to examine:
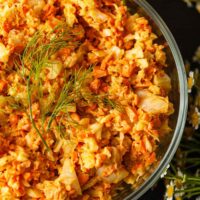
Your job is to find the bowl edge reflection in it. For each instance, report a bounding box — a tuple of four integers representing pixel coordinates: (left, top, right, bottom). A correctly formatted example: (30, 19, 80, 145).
(124, 1, 188, 200)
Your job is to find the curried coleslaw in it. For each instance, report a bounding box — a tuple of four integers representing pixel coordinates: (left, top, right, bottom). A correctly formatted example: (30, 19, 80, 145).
(0, 0, 173, 199)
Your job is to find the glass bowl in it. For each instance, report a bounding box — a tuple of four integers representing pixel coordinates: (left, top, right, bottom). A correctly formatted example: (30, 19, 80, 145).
(113, 0, 188, 199)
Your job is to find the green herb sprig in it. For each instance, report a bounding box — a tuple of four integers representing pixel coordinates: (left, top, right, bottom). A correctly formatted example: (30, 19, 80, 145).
(47, 66, 121, 131)
(15, 24, 78, 150)
(15, 24, 121, 150)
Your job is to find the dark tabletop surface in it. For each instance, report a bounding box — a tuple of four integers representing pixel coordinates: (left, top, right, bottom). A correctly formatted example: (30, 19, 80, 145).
(138, 0, 200, 200)
(147, 0, 200, 60)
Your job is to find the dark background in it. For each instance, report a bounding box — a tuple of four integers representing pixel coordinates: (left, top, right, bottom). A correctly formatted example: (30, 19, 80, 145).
(148, 0, 200, 61)
(139, 0, 200, 200)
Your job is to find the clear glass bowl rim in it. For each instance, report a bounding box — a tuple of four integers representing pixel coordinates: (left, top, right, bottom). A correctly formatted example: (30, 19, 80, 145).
(125, 1, 188, 199)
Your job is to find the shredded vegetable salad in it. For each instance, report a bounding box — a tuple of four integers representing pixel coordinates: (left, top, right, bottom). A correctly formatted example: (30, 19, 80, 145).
(0, 0, 173, 199)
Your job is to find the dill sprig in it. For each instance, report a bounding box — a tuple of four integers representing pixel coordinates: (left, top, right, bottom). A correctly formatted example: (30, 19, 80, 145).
(103, 97, 123, 111)
(47, 66, 122, 131)
(22, 24, 77, 79)
(15, 24, 121, 150)
(27, 76, 50, 150)
(46, 77, 74, 131)
(80, 92, 123, 111)
(15, 24, 78, 150)
(47, 67, 92, 130)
